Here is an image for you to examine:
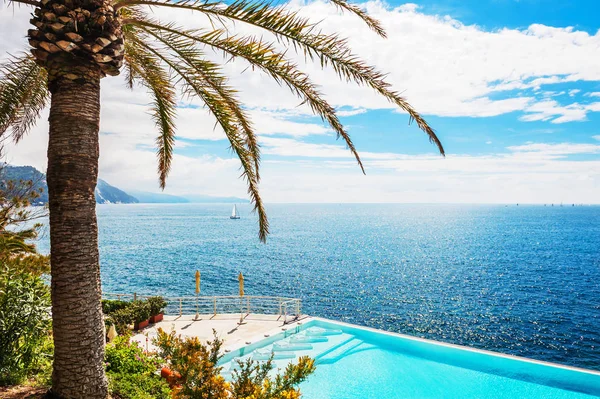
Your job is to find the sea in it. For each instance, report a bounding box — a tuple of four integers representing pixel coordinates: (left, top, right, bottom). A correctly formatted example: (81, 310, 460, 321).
(35, 203, 600, 371)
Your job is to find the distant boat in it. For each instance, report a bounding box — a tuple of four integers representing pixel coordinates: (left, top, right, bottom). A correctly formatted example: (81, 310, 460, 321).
(230, 204, 240, 219)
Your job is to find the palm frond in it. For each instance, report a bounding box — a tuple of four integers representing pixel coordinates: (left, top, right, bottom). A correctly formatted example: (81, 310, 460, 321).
(120, 1, 443, 155)
(136, 22, 262, 179)
(126, 17, 365, 172)
(123, 35, 177, 189)
(329, 0, 386, 37)
(0, 54, 49, 142)
(3, 0, 40, 6)
(127, 30, 269, 241)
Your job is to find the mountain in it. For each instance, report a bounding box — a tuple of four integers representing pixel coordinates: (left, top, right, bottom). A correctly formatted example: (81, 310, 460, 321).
(0, 164, 247, 204)
(95, 179, 139, 204)
(128, 191, 189, 204)
(0, 164, 48, 204)
(0, 165, 138, 204)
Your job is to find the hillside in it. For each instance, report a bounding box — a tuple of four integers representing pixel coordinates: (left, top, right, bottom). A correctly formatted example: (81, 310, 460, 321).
(0, 165, 138, 204)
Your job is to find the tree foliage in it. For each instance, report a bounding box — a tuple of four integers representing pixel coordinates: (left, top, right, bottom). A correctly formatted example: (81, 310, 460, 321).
(0, 175, 49, 276)
(0, 171, 51, 385)
(0, 265, 52, 385)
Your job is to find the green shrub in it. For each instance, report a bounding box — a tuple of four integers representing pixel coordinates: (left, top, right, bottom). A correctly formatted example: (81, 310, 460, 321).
(129, 300, 151, 323)
(106, 336, 170, 399)
(106, 306, 135, 334)
(105, 336, 159, 375)
(26, 332, 54, 387)
(0, 265, 51, 385)
(108, 372, 171, 399)
(147, 296, 167, 316)
(102, 299, 131, 315)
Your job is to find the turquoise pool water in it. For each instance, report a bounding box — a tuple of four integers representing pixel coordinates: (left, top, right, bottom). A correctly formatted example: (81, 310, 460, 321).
(220, 319, 600, 399)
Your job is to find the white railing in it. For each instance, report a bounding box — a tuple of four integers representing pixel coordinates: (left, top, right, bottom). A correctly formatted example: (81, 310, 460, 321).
(102, 293, 302, 323)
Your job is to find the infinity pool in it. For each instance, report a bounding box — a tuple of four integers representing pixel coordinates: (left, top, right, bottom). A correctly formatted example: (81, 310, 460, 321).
(220, 319, 600, 399)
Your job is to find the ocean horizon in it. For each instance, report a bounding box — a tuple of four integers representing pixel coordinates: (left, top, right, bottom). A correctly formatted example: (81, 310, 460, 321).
(36, 203, 600, 371)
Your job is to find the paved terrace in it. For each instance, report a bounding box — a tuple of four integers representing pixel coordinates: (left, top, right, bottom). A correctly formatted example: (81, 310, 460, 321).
(131, 314, 313, 353)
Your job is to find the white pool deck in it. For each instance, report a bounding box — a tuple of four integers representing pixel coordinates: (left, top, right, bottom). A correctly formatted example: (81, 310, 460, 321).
(131, 313, 313, 353)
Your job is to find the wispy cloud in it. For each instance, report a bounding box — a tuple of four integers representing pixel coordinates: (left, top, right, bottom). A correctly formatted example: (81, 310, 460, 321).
(519, 100, 600, 123)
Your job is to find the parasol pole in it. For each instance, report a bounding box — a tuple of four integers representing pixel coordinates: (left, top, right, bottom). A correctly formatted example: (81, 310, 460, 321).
(195, 270, 201, 320)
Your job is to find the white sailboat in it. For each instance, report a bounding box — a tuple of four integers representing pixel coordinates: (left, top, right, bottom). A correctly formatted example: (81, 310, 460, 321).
(230, 204, 240, 219)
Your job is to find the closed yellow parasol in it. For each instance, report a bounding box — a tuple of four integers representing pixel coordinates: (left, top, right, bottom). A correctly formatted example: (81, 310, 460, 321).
(238, 272, 244, 297)
(195, 270, 201, 320)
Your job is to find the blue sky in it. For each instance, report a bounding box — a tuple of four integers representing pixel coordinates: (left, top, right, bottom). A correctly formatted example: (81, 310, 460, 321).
(1, 0, 600, 203)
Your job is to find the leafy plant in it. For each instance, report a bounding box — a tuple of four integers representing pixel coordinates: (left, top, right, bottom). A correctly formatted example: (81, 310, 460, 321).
(130, 300, 151, 323)
(0, 176, 49, 276)
(106, 336, 170, 399)
(106, 306, 135, 334)
(108, 372, 172, 399)
(102, 299, 132, 315)
(0, 171, 52, 386)
(147, 296, 167, 316)
(154, 328, 315, 399)
(0, 265, 51, 385)
(105, 335, 159, 375)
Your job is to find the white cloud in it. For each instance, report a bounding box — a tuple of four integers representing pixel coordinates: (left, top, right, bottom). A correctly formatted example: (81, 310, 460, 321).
(592, 135, 600, 141)
(519, 100, 600, 123)
(507, 142, 600, 156)
(569, 89, 581, 97)
(337, 108, 368, 117)
(588, 92, 600, 97)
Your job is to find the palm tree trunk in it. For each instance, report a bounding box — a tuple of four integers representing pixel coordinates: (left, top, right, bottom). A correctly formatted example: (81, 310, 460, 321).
(46, 73, 108, 399)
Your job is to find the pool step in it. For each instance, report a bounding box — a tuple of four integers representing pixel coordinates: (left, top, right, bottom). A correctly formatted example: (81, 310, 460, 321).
(305, 327, 343, 337)
(290, 334, 329, 344)
(314, 337, 362, 364)
(273, 341, 313, 352)
(252, 348, 296, 361)
(318, 339, 363, 365)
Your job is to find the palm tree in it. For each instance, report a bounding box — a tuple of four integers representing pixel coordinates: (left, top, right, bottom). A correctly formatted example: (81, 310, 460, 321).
(1, 0, 444, 397)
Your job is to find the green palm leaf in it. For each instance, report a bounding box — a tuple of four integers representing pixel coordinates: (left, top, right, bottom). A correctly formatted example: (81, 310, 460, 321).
(0, 54, 49, 142)
(123, 35, 177, 189)
(128, 31, 269, 240)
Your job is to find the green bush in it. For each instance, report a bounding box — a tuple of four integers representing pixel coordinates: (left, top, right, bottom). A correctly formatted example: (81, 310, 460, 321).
(106, 336, 170, 399)
(147, 296, 167, 316)
(106, 306, 135, 334)
(102, 299, 131, 314)
(0, 265, 51, 385)
(105, 336, 159, 375)
(108, 372, 171, 399)
(130, 300, 151, 323)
